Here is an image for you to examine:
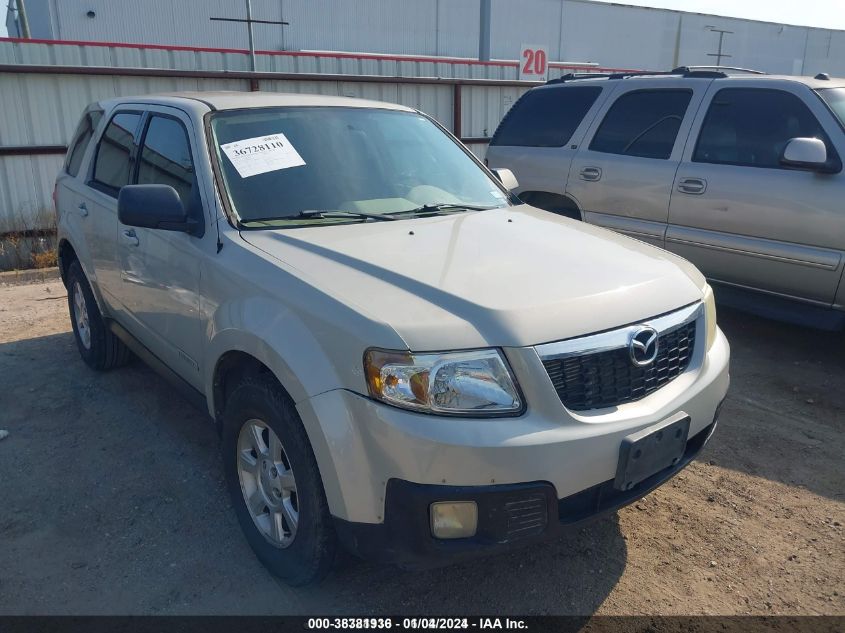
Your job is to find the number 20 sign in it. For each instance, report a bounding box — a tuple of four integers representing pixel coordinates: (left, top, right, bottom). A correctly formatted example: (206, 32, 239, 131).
(519, 44, 549, 81)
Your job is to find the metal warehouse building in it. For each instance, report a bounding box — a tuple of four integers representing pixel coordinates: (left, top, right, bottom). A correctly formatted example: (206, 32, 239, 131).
(6, 0, 845, 75)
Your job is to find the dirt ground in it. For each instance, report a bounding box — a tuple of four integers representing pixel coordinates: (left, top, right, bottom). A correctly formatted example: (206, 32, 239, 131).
(0, 279, 842, 615)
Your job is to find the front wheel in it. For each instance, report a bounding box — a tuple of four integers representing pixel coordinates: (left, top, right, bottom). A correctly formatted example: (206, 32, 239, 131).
(222, 374, 337, 585)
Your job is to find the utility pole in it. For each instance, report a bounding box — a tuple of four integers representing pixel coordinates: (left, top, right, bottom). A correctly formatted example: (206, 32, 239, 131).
(478, 0, 491, 61)
(705, 26, 733, 67)
(210, 0, 289, 72)
(15, 0, 31, 38)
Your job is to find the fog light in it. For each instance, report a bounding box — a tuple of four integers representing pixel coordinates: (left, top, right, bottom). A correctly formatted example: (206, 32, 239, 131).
(430, 501, 478, 539)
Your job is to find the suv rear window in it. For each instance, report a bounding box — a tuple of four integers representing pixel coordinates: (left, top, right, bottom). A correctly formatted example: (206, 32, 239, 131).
(490, 86, 602, 147)
(65, 109, 103, 177)
(589, 89, 692, 160)
(91, 112, 142, 195)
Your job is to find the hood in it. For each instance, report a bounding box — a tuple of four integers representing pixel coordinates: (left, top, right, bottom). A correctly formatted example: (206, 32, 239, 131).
(240, 205, 705, 351)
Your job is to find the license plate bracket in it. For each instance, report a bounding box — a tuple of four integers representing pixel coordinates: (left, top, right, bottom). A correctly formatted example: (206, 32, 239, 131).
(614, 413, 690, 491)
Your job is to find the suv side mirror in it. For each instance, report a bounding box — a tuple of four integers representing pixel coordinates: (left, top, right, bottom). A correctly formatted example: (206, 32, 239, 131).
(780, 137, 828, 171)
(492, 168, 519, 191)
(118, 184, 198, 234)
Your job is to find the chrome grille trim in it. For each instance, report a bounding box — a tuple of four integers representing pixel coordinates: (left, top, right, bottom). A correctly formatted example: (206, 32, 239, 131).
(535, 302, 703, 362)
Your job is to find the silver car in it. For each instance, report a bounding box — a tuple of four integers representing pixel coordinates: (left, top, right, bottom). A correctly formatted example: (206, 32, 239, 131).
(487, 68, 845, 329)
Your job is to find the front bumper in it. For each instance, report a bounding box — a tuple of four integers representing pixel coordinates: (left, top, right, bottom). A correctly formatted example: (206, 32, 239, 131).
(333, 418, 719, 569)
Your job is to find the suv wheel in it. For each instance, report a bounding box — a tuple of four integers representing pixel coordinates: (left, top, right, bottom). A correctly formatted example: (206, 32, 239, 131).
(222, 374, 337, 585)
(66, 260, 132, 370)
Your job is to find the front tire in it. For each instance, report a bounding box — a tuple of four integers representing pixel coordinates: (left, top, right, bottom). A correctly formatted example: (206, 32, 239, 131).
(222, 374, 337, 585)
(66, 260, 132, 371)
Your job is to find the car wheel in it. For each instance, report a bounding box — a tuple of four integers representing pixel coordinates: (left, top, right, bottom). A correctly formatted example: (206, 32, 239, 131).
(222, 373, 337, 585)
(66, 260, 132, 370)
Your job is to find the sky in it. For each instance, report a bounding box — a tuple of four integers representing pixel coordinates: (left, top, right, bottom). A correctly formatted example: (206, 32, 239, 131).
(590, 0, 845, 30)
(1, 0, 843, 37)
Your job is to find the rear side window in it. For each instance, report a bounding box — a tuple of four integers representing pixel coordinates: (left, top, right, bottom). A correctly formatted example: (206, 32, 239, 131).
(65, 109, 103, 177)
(137, 115, 195, 205)
(589, 90, 692, 159)
(490, 86, 602, 147)
(91, 112, 141, 195)
(694, 88, 833, 169)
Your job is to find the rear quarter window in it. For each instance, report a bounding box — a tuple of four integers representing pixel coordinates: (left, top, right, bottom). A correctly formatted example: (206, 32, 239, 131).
(490, 86, 602, 148)
(65, 109, 103, 177)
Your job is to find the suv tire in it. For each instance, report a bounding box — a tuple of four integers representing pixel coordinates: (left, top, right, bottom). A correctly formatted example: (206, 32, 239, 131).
(66, 260, 132, 370)
(222, 374, 337, 585)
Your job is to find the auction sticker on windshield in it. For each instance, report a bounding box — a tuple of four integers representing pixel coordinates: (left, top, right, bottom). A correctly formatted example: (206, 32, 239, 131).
(220, 133, 306, 178)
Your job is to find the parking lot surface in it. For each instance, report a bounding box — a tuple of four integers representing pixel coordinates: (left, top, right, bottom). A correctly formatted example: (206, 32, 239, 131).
(0, 280, 843, 615)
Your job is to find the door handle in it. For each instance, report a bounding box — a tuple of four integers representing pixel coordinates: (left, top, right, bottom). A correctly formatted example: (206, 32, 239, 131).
(677, 177, 707, 195)
(579, 166, 602, 182)
(77, 202, 88, 217)
(121, 229, 139, 247)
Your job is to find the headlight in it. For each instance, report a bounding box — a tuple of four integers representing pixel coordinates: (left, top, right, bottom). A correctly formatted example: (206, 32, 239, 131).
(364, 348, 523, 416)
(704, 284, 718, 350)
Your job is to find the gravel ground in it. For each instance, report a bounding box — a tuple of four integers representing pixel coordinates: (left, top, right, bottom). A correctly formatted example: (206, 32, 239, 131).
(0, 280, 842, 615)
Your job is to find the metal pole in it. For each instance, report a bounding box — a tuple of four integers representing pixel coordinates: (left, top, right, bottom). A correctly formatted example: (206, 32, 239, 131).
(15, 0, 31, 38)
(716, 31, 725, 66)
(246, 0, 256, 72)
(478, 0, 491, 62)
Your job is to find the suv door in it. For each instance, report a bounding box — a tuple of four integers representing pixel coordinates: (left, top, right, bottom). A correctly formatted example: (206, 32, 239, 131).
(112, 107, 207, 389)
(666, 82, 845, 305)
(83, 109, 144, 308)
(567, 79, 709, 247)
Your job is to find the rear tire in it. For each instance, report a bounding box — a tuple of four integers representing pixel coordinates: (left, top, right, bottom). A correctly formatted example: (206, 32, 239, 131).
(222, 374, 337, 586)
(66, 260, 132, 371)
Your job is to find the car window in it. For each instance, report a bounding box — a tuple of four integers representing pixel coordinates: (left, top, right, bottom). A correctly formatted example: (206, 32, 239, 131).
(818, 88, 845, 131)
(694, 88, 831, 168)
(490, 86, 602, 147)
(589, 90, 692, 159)
(137, 115, 194, 205)
(210, 106, 508, 226)
(91, 112, 141, 195)
(65, 109, 103, 177)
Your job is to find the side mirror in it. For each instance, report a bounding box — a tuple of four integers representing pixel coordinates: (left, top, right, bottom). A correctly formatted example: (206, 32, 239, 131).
(492, 168, 519, 191)
(118, 184, 197, 233)
(780, 137, 828, 171)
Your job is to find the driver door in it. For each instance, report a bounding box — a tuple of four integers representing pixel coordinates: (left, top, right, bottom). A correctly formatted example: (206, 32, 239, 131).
(666, 83, 845, 304)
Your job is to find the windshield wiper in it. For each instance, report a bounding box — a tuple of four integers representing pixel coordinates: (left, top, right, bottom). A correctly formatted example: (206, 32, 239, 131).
(243, 210, 396, 225)
(389, 203, 500, 218)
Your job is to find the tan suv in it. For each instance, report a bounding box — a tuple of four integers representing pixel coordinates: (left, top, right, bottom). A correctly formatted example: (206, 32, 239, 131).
(55, 92, 728, 584)
(487, 68, 845, 329)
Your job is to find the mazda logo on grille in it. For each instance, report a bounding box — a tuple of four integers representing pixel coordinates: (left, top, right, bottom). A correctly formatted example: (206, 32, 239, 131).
(629, 326, 659, 367)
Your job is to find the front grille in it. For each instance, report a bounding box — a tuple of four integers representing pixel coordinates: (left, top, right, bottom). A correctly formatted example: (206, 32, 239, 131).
(542, 320, 696, 411)
(505, 494, 548, 540)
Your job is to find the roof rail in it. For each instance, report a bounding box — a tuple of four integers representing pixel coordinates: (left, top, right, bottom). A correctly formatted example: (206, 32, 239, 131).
(546, 70, 684, 84)
(673, 65, 766, 75)
(545, 65, 768, 85)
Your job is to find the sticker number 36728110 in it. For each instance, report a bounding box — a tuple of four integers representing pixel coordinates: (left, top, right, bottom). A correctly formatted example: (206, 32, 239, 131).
(220, 133, 306, 178)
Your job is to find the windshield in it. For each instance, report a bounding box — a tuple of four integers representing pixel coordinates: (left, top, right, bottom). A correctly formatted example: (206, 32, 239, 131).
(818, 88, 845, 130)
(209, 106, 509, 226)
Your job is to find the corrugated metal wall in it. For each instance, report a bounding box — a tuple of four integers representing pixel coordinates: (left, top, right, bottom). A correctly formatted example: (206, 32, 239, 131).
(19, 0, 845, 76)
(0, 40, 548, 233)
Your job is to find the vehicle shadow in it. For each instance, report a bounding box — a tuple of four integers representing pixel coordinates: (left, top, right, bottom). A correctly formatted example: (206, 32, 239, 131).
(306, 516, 626, 615)
(703, 306, 845, 503)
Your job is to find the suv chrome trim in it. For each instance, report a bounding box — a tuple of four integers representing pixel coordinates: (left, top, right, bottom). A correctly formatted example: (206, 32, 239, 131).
(535, 302, 703, 361)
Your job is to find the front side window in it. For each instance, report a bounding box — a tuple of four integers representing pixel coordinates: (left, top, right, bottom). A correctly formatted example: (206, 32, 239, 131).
(490, 86, 602, 148)
(590, 90, 692, 159)
(210, 107, 510, 227)
(92, 112, 141, 195)
(137, 115, 195, 205)
(65, 109, 103, 177)
(694, 88, 831, 168)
